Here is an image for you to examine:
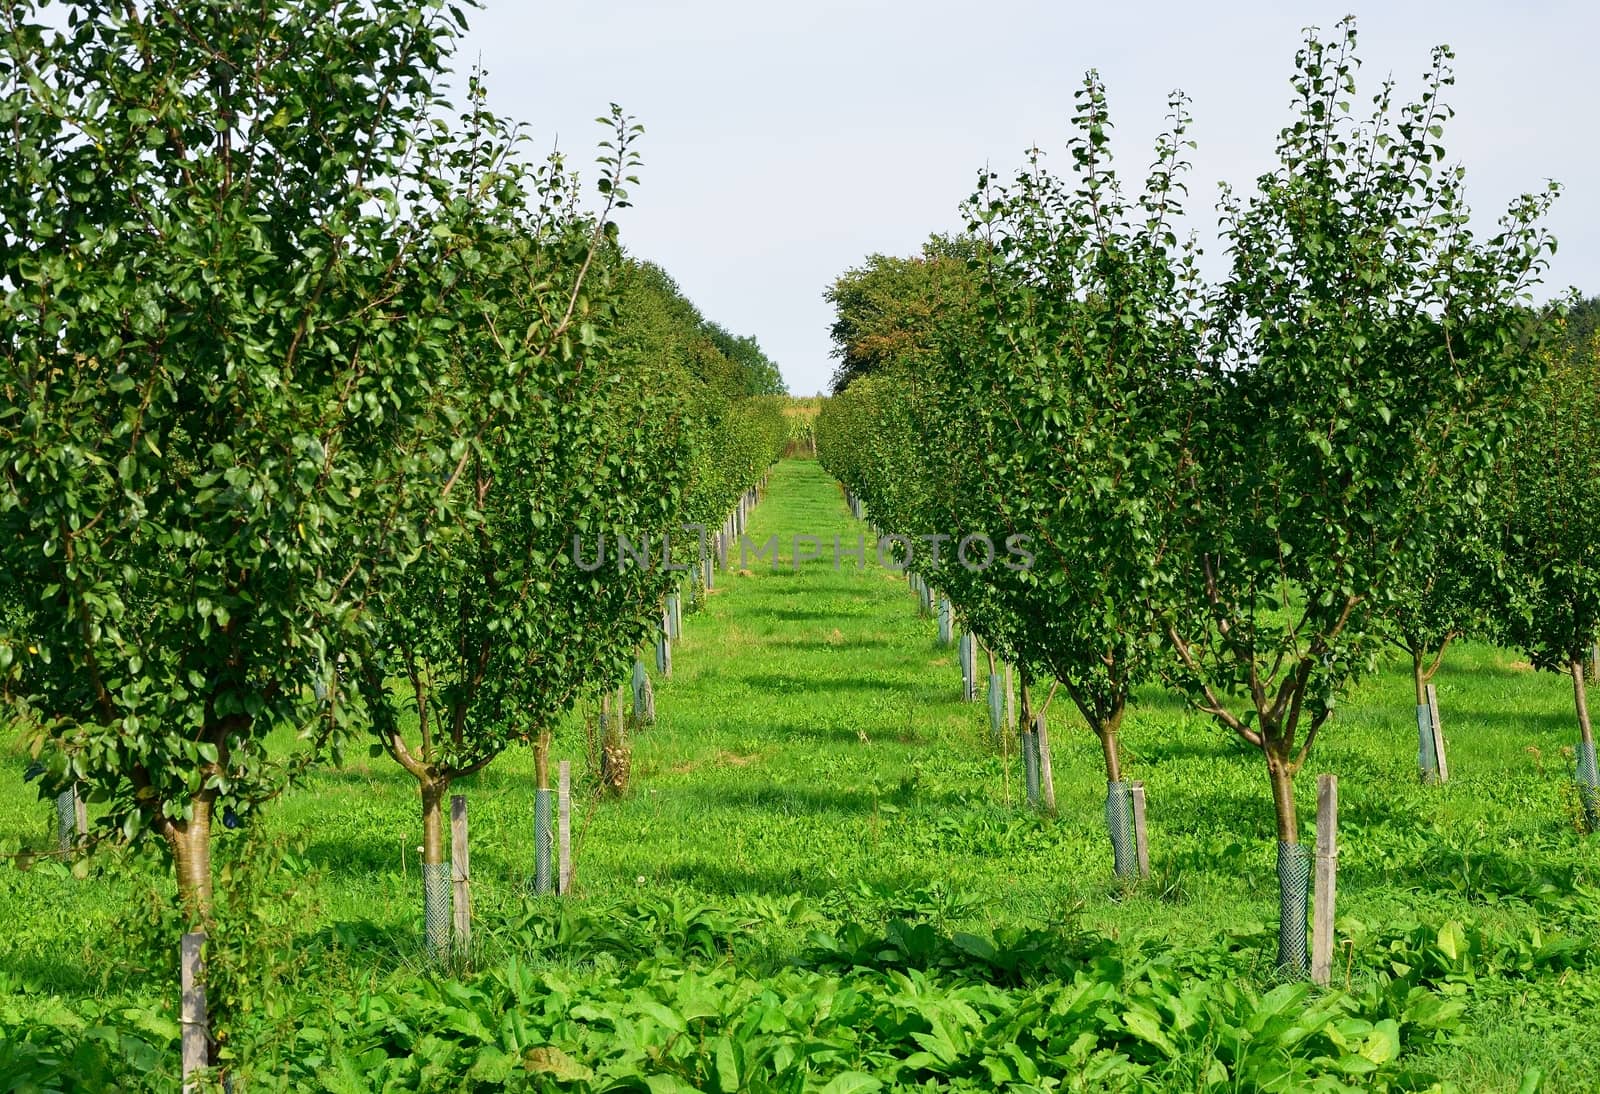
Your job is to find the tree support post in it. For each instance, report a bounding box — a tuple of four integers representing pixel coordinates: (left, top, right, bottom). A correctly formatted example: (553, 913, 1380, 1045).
(986, 661, 1004, 745)
(1312, 774, 1339, 987)
(1130, 781, 1150, 878)
(1426, 683, 1448, 782)
(1574, 659, 1598, 831)
(450, 795, 471, 957)
(181, 932, 209, 1093)
(557, 761, 573, 894)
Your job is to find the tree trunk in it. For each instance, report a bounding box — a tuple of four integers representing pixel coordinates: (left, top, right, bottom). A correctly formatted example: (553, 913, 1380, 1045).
(1575, 657, 1596, 752)
(535, 732, 551, 792)
(1018, 669, 1038, 807)
(1095, 702, 1127, 784)
(418, 776, 453, 959)
(1266, 746, 1309, 974)
(1412, 650, 1428, 706)
(421, 778, 447, 867)
(1267, 750, 1299, 843)
(168, 798, 215, 921)
(1092, 702, 1132, 876)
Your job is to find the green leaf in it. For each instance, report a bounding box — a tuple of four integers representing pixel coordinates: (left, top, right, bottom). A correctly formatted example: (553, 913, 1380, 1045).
(1359, 1020, 1401, 1065)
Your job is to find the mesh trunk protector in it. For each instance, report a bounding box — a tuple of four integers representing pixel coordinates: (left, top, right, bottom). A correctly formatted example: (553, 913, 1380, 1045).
(632, 660, 654, 725)
(1276, 841, 1312, 975)
(1106, 781, 1135, 877)
(534, 788, 554, 894)
(1577, 740, 1599, 831)
(423, 862, 451, 961)
(55, 786, 77, 853)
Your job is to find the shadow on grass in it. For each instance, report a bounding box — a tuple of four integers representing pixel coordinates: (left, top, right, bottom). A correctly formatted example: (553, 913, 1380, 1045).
(2, 952, 110, 996)
(759, 635, 901, 653)
(761, 606, 870, 624)
(1447, 705, 1575, 740)
(688, 780, 970, 817)
(740, 673, 909, 696)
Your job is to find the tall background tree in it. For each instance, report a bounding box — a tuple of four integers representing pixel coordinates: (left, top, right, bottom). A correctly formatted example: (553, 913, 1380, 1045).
(824, 235, 977, 393)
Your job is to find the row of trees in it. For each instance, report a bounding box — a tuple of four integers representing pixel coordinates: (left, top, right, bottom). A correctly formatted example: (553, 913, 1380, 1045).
(818, 19, 1597, 971)
(0, 0, 787, 930)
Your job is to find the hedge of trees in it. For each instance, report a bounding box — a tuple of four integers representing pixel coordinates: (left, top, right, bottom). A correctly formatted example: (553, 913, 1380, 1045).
(0, 0, 786, 937)
(818, 19, 1595, 974)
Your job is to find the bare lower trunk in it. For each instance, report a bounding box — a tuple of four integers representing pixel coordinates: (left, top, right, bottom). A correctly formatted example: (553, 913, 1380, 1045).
(168, 798, 215, 921)
(1412, 651, 1428, 706)
(421, 779, 447, 866)
(535, 732, 551, 792)
(417, 776, 453, 959)
(1095, 701, 1127, 784)
(1099, 727, 1122, 783)
(1575, 658, 1595, 751)
(1268, 752, 1298, 843)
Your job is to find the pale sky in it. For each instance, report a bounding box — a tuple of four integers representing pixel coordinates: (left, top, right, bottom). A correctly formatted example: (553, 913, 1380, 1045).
(457, 2, 1598, 395)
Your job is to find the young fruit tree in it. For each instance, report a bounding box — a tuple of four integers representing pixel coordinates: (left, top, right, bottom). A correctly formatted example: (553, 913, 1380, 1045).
(0, 0, 499, 920)
(959, 73, 1203, 872)
(1496, 331, 1600, 829)
(1156, 21, 1555, 971)
(1375, 517, 1502, 781)
(352, 98, 700, 954)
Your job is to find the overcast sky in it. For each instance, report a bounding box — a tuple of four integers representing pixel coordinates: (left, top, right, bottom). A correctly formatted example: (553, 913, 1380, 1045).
(456, 2, 1597, 395)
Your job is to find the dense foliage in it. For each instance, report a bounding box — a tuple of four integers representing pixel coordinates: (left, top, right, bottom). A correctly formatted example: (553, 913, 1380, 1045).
(0, 0, 508, 914)
(821, 20, 1563, 971)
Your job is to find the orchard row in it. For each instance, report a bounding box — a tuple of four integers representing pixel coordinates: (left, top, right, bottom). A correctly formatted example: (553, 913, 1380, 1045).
(816, 19, 1600, 975)
(0, 2, 788, 925)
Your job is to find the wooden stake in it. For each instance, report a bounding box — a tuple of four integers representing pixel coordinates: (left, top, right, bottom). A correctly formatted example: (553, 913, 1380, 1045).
(1034, 711, 1056, 813)
(1130, 781, 1150, 878)
(1311, 774, 1338, 987)
(181, 931, 208, 1091)
(1004, 664, 1015, 734)
(1426, 683, 1448, 783)
(557, 761, 573, 894)
(450, 795, 471, 954)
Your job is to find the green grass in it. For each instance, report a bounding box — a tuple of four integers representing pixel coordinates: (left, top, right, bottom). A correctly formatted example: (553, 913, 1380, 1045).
(3, 457, 1599, 1091)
